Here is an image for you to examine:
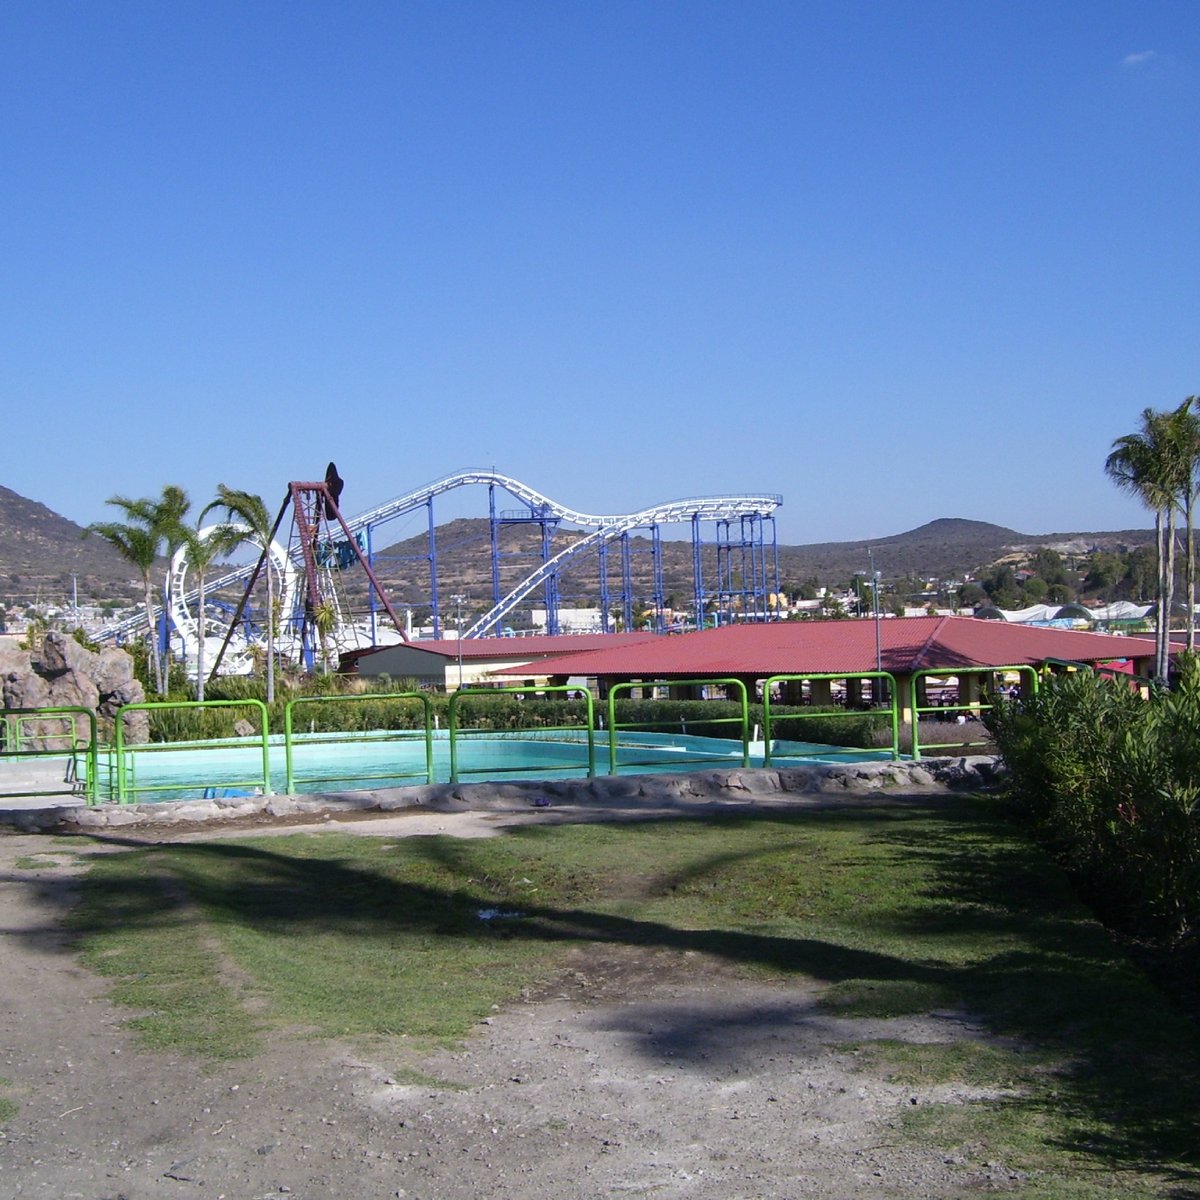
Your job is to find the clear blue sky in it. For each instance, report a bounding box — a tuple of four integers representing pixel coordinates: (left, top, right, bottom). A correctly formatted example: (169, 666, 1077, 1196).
(2, 1, 1197, 545)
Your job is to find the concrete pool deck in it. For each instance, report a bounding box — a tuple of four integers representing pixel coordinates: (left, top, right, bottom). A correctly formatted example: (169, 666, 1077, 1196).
(0, 756, 1004, 833)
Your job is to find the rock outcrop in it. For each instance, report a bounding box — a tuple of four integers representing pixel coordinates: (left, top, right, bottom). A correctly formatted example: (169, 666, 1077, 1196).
(1, 631, 148, 748)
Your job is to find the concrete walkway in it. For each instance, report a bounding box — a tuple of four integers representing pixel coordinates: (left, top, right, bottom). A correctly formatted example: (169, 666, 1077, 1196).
(0, 755, 86, 811)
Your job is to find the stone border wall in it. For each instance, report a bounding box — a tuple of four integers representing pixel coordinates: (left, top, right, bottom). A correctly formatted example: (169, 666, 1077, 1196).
(0, 757, 1005, 832)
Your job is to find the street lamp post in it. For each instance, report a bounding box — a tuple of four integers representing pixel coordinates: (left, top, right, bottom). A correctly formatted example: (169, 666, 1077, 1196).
(451, 593, 466, 690)
(867, 548, 882, 690)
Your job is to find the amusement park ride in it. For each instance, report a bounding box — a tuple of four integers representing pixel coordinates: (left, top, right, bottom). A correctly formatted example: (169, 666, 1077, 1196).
(116, 466, 784, 677)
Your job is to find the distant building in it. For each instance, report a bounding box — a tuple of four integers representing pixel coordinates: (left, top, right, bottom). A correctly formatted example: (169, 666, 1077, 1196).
(529, 607, 605, 634)
(340, 632, 661, 691)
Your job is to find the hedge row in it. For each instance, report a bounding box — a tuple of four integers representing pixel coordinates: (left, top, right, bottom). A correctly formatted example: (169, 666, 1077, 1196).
(144, 680, 889, 750)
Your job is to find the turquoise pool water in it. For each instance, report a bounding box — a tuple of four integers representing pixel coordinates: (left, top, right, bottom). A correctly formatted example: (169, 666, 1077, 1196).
(95, 730, 897, 804)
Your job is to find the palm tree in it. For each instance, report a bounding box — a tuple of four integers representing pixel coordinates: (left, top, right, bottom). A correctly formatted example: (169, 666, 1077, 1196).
(84, 499, 169, 694)
(205, 487, 282, 703)
(1106, 408, 1191, 681)
(175, 519, 249, 702)
(84, 486, 192, 694)
(1167, 398, 1200, 651)
(83, 520, 160, 690)
(312, 600, 338, 674)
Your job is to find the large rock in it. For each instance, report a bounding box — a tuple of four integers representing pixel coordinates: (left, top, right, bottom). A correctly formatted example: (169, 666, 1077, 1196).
(2, 631, 148, 748)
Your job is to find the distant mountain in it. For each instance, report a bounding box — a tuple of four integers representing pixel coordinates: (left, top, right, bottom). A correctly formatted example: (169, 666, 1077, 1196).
(778, 517, 1153, 582)
(0, 483, 1155, 612)
(0, 486, 145, 607)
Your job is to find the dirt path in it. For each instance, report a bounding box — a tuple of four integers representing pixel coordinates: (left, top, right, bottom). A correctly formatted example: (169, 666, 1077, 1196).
(0, 810, 1010, 1199)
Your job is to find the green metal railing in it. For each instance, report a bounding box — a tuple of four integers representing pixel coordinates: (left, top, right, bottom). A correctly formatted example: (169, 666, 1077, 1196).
(0, 707, 99, 804)
(605, 679, 750, 773)
(283, 692, 434, 793)
(761, 672, 901, 762)
(113, 699, 271, 804)
(16, 662, 1080, 805)
(908, 665, 1039, 760)
(448, 685, 594, 784)
(1040, 657, 1154, 697)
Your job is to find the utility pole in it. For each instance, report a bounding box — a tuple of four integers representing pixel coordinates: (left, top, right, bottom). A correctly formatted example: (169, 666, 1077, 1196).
(451, 594, 466, 690)
(868, 548, 882, 686)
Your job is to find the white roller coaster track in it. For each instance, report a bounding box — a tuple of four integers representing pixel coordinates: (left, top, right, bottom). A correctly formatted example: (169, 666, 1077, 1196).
(104, 470, 782, 649)
(167, 524, 298, 671)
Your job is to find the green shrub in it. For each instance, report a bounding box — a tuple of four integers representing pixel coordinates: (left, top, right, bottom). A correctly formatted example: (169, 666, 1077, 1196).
(985, 661, 1200, 943)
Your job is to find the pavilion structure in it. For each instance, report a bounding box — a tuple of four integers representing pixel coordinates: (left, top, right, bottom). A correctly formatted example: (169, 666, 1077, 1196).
(490, 615, 1158, 721)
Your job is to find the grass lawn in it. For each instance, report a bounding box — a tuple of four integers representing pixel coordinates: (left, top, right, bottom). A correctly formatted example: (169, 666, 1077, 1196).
(70, 794, 1200, 1196)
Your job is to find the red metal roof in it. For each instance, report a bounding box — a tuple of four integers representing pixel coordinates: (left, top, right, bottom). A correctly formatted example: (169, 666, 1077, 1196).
(346, 630, 662, 664)
(495, 616, 1158, 678)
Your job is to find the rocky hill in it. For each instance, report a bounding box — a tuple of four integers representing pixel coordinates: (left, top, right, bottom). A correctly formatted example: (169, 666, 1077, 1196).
(0, 486, 145, 609)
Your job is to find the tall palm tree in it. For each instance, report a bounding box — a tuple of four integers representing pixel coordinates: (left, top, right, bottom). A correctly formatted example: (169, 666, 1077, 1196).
(1167, 398, 1200, 651)
(205, 487, 281, 703)
(1106, 408, 1191, 681)
(84, 486, 192, 695)
(176, 519, 249, 702)
(83, 512, 162, 692)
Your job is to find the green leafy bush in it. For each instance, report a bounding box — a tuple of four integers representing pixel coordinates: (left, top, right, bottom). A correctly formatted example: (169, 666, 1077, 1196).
(986, 661, 1200, 943)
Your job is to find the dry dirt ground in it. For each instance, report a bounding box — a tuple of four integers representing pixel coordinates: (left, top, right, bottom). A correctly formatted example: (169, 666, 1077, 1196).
(0, 801, 1021, 1200)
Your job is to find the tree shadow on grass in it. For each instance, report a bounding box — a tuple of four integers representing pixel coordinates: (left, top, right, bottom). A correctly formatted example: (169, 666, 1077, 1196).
(48, 798, 1200, 1185)
(854, 798, 1200, 1181)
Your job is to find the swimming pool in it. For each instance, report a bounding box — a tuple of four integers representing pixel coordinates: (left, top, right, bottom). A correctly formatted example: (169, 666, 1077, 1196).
(93, 729, 898, 804)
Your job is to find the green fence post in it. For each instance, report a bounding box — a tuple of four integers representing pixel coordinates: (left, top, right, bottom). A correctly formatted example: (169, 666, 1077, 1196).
(282, 692, 434, 793)
(0, 706, 99, 805)
(448, 690, 461, 784)
(448, 685, 590, 785)
(283, 699, 297, 794)
(909, 665, 1039, 761)
(760, 673, 900, 764)
(606, 679, 749, 775)
(113, 699, 271, 803)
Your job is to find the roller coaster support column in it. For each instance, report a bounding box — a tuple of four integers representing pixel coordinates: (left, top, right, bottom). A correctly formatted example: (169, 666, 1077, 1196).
(427, 496, 441, 639)
(599, 538, 612, 634)
(651, 524, 665, 632)
(770, 516, 781, 617)
(745, 516, 761, 621)
(488, 484, 502, 608)
(542, 516, 560, 635)
(621, 532, 634, 632)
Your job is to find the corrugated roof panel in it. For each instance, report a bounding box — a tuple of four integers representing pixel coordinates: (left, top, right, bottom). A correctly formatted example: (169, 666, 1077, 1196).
(354, 630, 662, 663)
